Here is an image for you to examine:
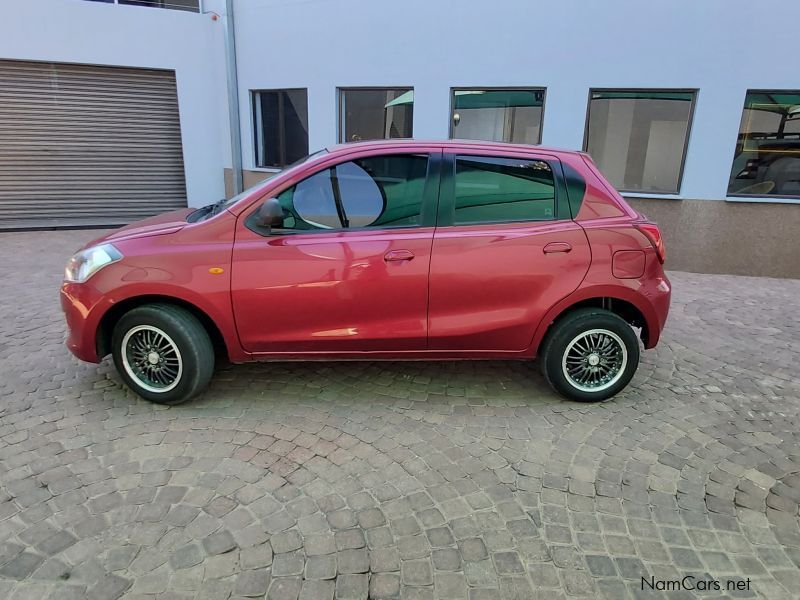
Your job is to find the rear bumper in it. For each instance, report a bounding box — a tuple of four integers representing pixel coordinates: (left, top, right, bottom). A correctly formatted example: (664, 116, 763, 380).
(60, 282, 106, 363)
(641, 271, 671, 348)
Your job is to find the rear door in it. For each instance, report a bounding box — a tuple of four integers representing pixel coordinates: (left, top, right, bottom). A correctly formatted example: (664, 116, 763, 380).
(428, 149, 591, 352)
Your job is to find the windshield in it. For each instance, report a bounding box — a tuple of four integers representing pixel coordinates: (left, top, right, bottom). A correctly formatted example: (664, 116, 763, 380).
(221, 148, 329, 209)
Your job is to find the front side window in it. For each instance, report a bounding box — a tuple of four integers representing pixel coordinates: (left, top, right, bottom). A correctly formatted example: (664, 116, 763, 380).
(339, 88, 413, 143)
(728, 91, 800, 197)
(269, 154, 429, 231)
(453, 156, 555, 224)
(585, 90, 695, 194)
(451, 89, 545, 144)
(253, 89, 309, 168)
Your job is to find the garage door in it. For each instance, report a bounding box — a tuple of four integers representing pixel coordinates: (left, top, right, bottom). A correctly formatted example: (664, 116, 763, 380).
(0, 60, 188, 230)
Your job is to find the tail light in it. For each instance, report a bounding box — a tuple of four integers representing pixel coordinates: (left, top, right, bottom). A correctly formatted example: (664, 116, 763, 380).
(636, 223, 666, 264)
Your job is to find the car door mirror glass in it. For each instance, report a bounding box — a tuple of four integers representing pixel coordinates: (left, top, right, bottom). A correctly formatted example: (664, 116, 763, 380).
(255, 197, 285, 230)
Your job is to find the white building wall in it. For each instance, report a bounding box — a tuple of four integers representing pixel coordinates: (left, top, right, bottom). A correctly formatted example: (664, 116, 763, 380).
(1, 0, 227, 207)
(231, 0, 800, 201)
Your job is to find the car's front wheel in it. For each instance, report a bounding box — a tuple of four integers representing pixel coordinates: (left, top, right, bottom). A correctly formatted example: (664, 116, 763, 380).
(540, 308, 639, 402)
(111, 304, 214, 405)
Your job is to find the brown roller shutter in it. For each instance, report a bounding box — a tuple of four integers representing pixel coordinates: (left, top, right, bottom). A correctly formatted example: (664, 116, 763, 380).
(0, 59, 188, 230)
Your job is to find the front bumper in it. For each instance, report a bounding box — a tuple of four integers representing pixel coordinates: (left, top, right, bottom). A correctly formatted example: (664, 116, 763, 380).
(60, 282, 106, 363)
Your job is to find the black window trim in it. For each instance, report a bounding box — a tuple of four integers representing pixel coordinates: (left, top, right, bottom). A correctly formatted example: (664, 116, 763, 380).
(437, 152, 567, 227)
(337, 86, 415, 144)
(582, 87, 698, 196)
(251, 87, 309, 169)
(245, 150, 442, 237)
(448, 86, 548, 144)
(727, 88, 800, 200)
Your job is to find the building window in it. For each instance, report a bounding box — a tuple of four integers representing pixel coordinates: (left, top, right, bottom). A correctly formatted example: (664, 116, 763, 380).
(338, 88, 413, 143)
(453, 156, 555, 224)
(728, 91, 800, 197)
(450, 89, 545, 144)
(584, 90, 696, 194)
(87, 0, 201, 13)
(252, 89, 309, 169)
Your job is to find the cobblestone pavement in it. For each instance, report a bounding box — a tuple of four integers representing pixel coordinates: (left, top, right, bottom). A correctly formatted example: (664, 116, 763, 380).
(1, 229, 799, 600)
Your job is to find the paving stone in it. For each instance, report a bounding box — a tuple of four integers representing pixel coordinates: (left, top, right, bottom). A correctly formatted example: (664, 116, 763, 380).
(370, 573, 401, 599)
(434, 572, 467, 599)
(240, 542, 273, 569)
(357, 508, 386, 529)
(401, 559, 433, 586)
(492, 551, 525, 574)
(235, 569, 270, 597)
(169, 543, 203, 570)
(304, 554, 336, 579)
(0, 552, 44, 579)
(431, 548, 461, 571)
(326, 509, 356, 529)
(267, 576, 301, 600)
(337, 548, 369, 573)
(586, 554, 617, 576)
(272, 550, 305, 576)
(371, 547, 400, 572)
(271, 530, 303, 554)
(424, 527, 454, 548)
(299, 578, 334, 600)
(335, 528, 366, 550)
(202, 530, 237, 555)
(335, 573, 368, 600)
(458, 538, 488, 562)
(36, 530, 77, 555)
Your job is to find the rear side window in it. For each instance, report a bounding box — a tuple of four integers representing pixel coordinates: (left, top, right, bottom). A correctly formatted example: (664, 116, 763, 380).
(276, 154, 428, 230)
(453, 155, 555, 224)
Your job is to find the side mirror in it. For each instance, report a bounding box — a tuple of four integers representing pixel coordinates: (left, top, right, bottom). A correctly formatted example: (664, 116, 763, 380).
(255, 198, 284, 231)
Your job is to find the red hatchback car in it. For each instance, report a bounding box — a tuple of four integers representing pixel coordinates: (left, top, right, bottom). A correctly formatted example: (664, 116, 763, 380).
(61, 140, 670, 404)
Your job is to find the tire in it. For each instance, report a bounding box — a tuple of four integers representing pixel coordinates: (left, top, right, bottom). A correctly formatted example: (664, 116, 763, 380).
(540, 308, 639, 402)
(111, 303, 215, 405)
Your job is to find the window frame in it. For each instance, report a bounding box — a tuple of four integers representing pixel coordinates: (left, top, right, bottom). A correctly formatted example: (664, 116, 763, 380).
(436, 150, 569, 228)
(251, 88, 309, 169)
(726, 88, 800, 201)
(582, 88, 698, 195)
(448, 86, 547, 144)
(337, 86, 414, 144)
(245, 150, 443, 237)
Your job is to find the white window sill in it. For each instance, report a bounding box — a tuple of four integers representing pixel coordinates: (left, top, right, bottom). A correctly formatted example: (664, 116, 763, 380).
(249, 167, 282, 174)
(725, 196, 800, 205)
(621, 192, 683, 200)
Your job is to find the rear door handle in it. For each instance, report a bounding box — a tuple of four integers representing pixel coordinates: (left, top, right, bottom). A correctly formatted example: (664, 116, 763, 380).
(543, 242, 572, 254)
(384, 249, 415, 262)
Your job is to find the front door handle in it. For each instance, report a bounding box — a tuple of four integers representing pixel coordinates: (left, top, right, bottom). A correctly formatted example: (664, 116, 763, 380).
(384, 249, 415, 262)
(543, 242, 572, 254)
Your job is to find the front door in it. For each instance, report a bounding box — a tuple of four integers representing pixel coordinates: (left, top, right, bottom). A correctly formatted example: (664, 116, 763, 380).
(428, 151, 591, 352)
(231, 151, 440, 353)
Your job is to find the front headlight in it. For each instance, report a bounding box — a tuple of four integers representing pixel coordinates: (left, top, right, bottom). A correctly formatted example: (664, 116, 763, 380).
(64, 244, 123, 283)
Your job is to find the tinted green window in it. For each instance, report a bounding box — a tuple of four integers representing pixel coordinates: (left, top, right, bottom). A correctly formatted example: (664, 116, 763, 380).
(453, 156, 555, 224)
(275, 154, 428, 230)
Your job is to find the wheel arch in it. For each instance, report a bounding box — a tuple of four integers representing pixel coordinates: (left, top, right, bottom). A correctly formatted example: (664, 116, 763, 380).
(96, 295, 229, 361)
(532, 292, 654, 355)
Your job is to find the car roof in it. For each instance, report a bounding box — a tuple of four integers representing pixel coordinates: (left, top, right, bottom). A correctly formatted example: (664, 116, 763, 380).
(325, 138, 585, 157)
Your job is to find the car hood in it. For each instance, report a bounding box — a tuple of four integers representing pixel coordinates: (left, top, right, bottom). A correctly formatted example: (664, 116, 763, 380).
(83, 208, 194, 249)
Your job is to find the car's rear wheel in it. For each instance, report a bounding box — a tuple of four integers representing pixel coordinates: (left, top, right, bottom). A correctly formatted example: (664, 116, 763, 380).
(540, 308, 639, 402)
(111, 304, 214, 405)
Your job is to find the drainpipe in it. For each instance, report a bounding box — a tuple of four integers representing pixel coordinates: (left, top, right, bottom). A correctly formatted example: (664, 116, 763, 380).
(224, 0, 243, 195)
